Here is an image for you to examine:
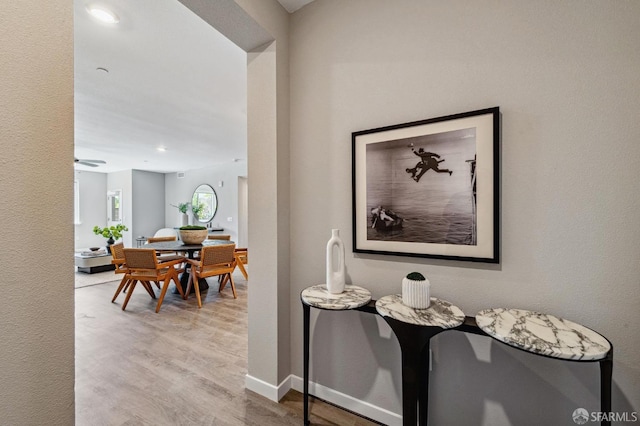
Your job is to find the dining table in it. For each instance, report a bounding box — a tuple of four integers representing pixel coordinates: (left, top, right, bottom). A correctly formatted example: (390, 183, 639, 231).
(143, 239, 234, 294)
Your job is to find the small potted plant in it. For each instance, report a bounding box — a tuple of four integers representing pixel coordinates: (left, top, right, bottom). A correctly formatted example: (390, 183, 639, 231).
(93, 224, 128, 246)
(171, 202, 189, 227)
(179, 225, 208, 244)
(402, 272, 431, 309)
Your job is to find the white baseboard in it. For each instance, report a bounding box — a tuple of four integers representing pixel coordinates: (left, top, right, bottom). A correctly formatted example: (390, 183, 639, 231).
(290, 375, 402, 426)
(245, 374, 292, 402)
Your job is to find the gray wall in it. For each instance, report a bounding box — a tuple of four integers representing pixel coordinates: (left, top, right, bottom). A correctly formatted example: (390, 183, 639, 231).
(164, 162, 247, 241)
(289, 0, 640, 424)
(75, 170, 165, 248)
(107, 170, 133, 247)
(132, 170, 166, 240)
(0, 1, 75, 424)
(74, 170, 109, 249)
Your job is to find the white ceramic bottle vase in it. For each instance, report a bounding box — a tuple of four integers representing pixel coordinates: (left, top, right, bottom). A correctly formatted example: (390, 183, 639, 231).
(326, 229, 346, 294)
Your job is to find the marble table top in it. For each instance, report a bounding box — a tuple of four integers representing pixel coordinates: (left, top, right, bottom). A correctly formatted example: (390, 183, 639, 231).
(475, 308, 611, 361)
(375, 295, 465, 328)
(301, 284, 372, 310)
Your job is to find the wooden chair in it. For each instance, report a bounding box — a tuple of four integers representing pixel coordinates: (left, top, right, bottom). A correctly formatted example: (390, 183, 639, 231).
(147, 235, 177, 243)
(234, 248, 248, 280)
(147, 235, 184, 258)
(117, 248, 185, 313)
(185, 243, 236, 308)
(207, 234, 231, 240)
(147, 235, 178, 251)
(109, 242, 134, 302)
(110, 242, 169, 299)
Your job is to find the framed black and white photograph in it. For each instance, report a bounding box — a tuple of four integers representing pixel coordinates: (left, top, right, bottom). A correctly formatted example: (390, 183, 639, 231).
(352, 107, 500, 263)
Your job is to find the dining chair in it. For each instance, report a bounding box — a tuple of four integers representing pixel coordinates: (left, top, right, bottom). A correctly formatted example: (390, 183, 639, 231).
(152, 228, 179, 239)
(207, 234, 231, 240)
(234, 248, 248, 280)
(185, 243, 237, 308)
(147, 235, 178, 244)
(147, 235, 185, 258)
(119, 248, 185, 313)
(109, 242, 135, 302)
(111, 242, 167, 297)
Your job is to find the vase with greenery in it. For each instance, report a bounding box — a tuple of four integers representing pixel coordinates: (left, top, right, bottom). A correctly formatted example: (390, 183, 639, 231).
(171, 202, 189, 227)
(93, 224, 128, 246)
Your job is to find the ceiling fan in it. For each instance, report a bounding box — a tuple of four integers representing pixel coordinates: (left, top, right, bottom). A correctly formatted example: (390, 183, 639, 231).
(74, 157, 106, 167)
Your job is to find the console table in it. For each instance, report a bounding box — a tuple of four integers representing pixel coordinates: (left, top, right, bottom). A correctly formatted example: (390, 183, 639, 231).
(300, 286, 614, 426)
(475, 308, 613, 418)
(300, 284, 372, 426)
(376, 295, 465, 426)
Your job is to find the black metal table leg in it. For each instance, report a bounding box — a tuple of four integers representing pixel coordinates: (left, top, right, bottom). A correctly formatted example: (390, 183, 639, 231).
(172, 250, 209, 294)
(600, 352, 613, 426)
(383, 317, 444, 426)
(303, 303, 311, 425)
(418, 341, 431, 426)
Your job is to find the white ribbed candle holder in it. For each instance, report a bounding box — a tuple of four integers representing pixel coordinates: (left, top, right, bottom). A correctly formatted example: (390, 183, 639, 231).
(402, 277, 431, 309)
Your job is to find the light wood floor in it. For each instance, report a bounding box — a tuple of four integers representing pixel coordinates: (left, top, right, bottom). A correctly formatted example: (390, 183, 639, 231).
(75, 272, 379, 425)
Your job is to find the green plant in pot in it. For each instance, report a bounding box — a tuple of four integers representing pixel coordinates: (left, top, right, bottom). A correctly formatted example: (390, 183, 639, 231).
(93, 224, 128, 246)
(171, 202, 190, 226)
(179, 225, 208, 244)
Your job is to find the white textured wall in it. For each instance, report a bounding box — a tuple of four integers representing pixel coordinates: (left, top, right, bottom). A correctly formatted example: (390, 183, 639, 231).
(289, 1, 640, 424)
(0, 2, 75, 424)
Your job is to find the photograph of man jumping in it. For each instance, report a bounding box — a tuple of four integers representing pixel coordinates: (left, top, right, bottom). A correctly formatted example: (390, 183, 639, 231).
(405, 146, 453, 182)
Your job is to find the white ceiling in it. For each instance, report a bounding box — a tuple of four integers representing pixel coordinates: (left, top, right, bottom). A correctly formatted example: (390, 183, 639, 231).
(74, 0, 314, 174)
(74, 0, 247, 173)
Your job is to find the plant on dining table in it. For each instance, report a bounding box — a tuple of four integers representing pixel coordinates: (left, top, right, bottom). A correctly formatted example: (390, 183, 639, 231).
(179, 225, 208, 244)
(93, 224, 128, 242)
(179, 225, 207, 230)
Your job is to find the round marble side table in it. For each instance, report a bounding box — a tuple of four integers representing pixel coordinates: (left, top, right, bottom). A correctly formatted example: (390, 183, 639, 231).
(300, 284, 372, 425)
(476, 308, 613, 426)
(376, 295, 465, 426)
(301, 284, 372, 310)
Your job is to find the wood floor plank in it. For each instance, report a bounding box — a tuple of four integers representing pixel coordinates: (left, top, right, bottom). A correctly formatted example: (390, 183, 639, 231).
(75, 272, 379, 425)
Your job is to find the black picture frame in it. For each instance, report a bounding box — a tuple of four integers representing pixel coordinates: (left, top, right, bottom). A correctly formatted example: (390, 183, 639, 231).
(352, 107, 500, 263)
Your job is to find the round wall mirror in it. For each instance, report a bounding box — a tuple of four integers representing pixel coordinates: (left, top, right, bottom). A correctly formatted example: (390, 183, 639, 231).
(191, 184, 218, 223)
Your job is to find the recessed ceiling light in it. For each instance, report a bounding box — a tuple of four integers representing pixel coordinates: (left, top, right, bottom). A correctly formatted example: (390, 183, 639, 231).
(87, 6, 120, 24)
(157, 147, 166, 152)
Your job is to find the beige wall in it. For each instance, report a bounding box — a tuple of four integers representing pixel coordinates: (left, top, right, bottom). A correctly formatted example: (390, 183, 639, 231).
(178, 0, 291, 397)
(289, 0, 640, 424)
(233, 0, 292, 393)
(0, 1, 75, 424)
